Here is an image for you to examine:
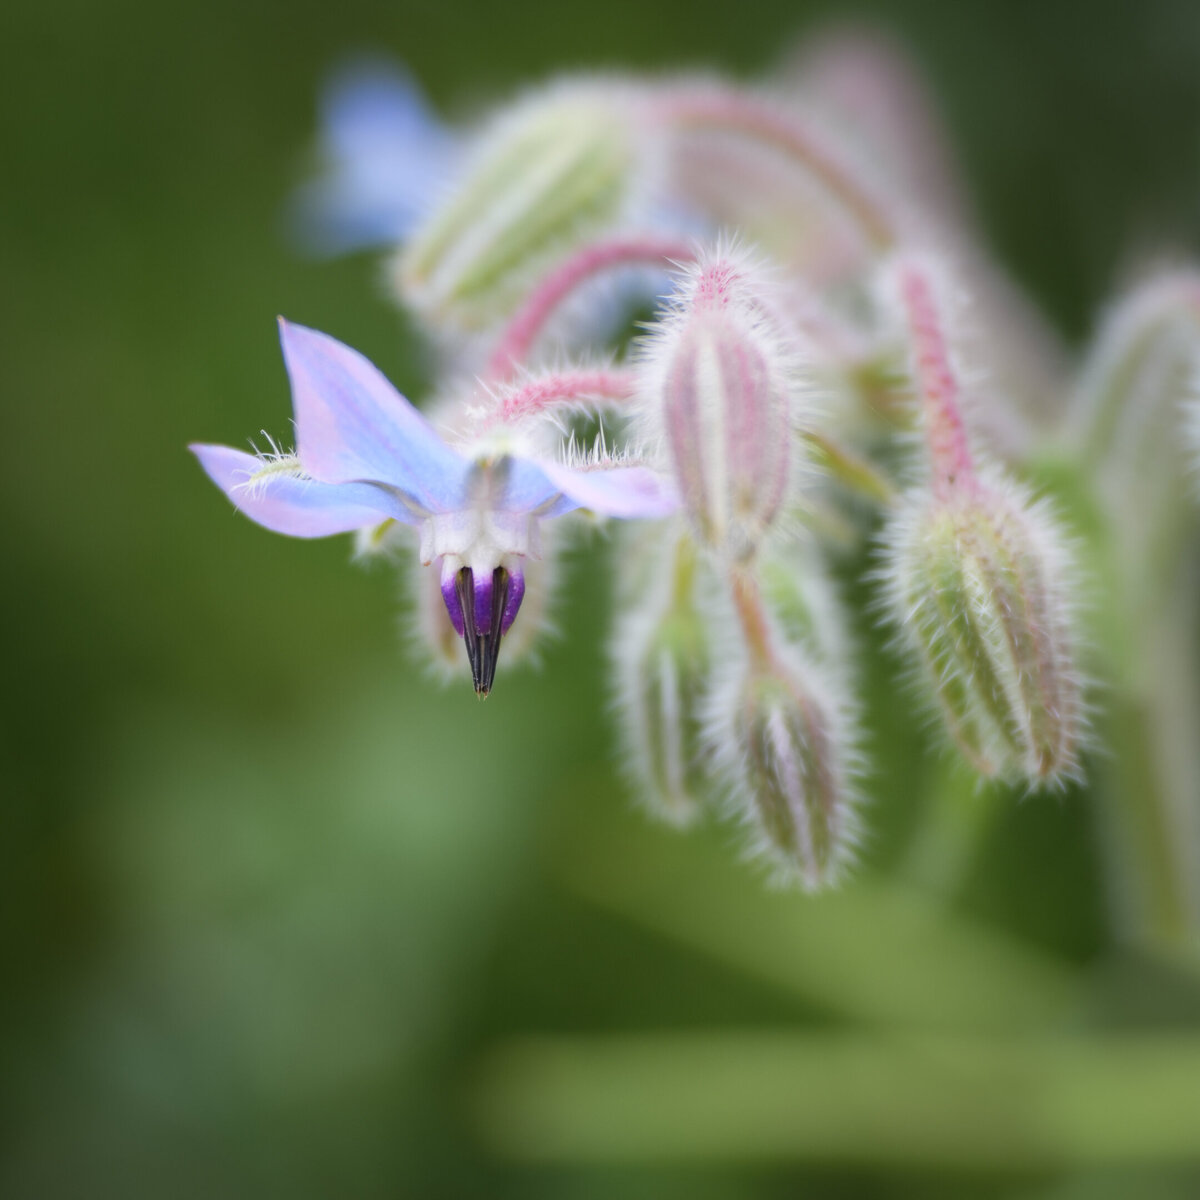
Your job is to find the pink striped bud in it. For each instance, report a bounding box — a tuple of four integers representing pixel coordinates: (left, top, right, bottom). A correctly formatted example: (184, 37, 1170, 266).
(643, 249, 798, 561)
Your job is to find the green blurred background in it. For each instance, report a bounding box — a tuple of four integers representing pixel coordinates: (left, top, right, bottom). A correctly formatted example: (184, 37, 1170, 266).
(5, 0, 1200, 1196)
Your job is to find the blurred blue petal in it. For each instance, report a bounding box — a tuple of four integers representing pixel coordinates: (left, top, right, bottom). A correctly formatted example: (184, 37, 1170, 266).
(288, 58, 460, 256)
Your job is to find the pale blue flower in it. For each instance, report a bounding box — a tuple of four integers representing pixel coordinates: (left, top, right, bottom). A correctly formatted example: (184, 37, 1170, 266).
(287, 59, 460, 256)
(191, 321, 675, 692)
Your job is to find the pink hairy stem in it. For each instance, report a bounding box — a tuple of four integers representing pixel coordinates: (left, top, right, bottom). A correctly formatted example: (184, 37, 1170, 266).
(484, 236, 698, 382)
(655, 87, 897, 252)
(897, 263, 976, 497)
(475, 368, 640, 431)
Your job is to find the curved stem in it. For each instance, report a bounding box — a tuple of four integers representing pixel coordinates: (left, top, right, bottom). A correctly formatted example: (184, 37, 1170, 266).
(729, 568, 776, 674)
(894, 260, 976, 497)
(801, 429, 896, 505)
(484, 236, 697, 382)
(475, 368, 639, 431)
(1072, 271, 1200, 460)
(656, 87, 897, 251)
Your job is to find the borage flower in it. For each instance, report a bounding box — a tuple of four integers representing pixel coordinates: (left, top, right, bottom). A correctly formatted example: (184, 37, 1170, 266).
(191, 321, 676, 694)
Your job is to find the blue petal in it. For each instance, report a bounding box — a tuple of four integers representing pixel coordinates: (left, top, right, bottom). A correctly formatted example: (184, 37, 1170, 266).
(538, 460, 679, 519)
(288, 58, 460, 256)
(280, 320, 470, 513)
(190, 444, 419, 536)
(495, 457, 574, 514)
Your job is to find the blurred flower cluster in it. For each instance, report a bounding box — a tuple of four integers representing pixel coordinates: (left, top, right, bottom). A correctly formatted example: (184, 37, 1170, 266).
(193, 34, 1200, 921)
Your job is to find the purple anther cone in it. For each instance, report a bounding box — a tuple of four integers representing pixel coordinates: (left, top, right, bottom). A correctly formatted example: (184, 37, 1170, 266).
(438, 562, 526, 696)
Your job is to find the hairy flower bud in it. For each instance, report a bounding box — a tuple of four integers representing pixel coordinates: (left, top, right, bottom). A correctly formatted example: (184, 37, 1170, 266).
(882, 479, 1084, 785)
(613, 529, 712, 826)
(714, 651, 857, 889)
(398, 82, 639, 329)
(1075, 272, 1200, 471)
(1073, 272, 1200, 570)
(643, 249, 798, 561)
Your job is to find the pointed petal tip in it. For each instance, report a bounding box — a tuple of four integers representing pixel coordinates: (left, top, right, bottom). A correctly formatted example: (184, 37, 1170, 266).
(189, 441, 403, 536)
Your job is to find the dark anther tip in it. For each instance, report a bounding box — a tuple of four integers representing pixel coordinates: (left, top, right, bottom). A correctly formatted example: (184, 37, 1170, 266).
(456, 566, 512, 697)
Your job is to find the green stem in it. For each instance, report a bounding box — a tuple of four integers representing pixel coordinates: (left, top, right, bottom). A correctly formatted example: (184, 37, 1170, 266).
(728, 568, 776, 674)
(1031, 453, 1200, 949)
(473, 1029, 1200, 1168)
(801, 429, 897, 506)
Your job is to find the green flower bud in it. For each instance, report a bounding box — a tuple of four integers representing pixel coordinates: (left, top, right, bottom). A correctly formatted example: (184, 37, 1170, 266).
(883, 479, 1085, 785)
(724, 656, 857, 889)
(614, 530, 713, 826)
(398, 83, 638, 329)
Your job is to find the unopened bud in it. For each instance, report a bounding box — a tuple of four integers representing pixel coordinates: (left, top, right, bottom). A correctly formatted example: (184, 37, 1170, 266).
(1076, 271, 1200, 472)
(718, 653, 857, 889)
(613, 530, 712, 826)
(1073, 272, 1200, 562)
(398, 82, 638, 329)
(883, 479, 1084, 785)
(645, 250, 797, 560)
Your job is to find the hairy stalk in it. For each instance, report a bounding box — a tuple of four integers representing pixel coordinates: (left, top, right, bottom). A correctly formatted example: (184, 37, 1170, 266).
(894, 261, 976, 495)
(484, 235, 697, 381)
(474, 367, 638, 430)
(656, 86, 897, 251)
(728, 568, 777, 673)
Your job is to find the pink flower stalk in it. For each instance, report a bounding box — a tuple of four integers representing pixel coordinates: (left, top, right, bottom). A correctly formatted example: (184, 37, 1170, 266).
(471, 368, 639, 433)
(653, 83, 899, 252)
(483, 234, 697, 382)
(892, 256, 977, 497)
